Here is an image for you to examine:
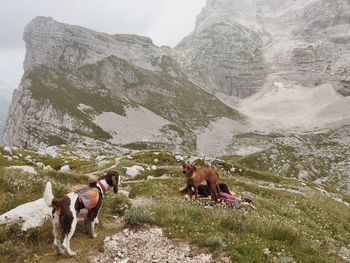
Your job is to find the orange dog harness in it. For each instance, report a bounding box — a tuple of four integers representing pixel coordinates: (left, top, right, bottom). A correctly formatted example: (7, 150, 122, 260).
(71, 185, 100, 210)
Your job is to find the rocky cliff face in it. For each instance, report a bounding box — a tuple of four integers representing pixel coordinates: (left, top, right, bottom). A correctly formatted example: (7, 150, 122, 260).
(176, 0, 350, 97)
(3, 16, 241, 152)
(3, 0, 350, 153)
(176, 0, 266, 98)
(256, 0, 350, 95)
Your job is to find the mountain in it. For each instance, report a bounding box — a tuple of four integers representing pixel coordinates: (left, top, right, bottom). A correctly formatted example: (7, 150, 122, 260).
(0, 96, 10, 142)
(3, 16, 241, 152)
(175, 0, 266, 98)
(3, 0, 350, 154)
(176, 0, 350, 97)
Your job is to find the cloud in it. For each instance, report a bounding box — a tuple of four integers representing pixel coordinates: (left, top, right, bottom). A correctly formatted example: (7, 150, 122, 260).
(0, 0, 206, 101)
(0, 0, 205, 49)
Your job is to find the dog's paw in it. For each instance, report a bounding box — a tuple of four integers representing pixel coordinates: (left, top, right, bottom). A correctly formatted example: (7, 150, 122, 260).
(92, 233, 97, 238)
(67, 250, 77, 257)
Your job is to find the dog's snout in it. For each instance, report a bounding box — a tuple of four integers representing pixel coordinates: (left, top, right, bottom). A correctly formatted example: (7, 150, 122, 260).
(183, 171, 186, 174)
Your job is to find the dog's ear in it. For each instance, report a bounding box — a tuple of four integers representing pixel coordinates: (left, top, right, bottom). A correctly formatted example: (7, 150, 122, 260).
(111, 173, 119, 193)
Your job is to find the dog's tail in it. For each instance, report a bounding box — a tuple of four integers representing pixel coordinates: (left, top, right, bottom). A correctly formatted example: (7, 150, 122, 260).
(43, 181, 55, 207)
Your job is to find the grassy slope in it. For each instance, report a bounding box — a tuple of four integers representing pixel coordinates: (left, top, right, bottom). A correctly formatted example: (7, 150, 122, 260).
(236, 129, 350, 192)
(1, 148, 349, 262)
(26, 55, 242, 150)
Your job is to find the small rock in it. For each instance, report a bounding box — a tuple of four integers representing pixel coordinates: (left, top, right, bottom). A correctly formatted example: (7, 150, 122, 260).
(153, 158, 159, 163)
(8, 166, 37, 175)
(43, 165, 53, 171)
(60, 165, 71, 172)
(125, 165, 144, 177)
(175, 155, 184, 162)
(95, 155, 106, 163)
(151, 165, 157, 170)
(123, 229, 130, 237)
(263, 248, 271, 256)
(36, 162, 45, 169)
(4, 146, 12, 155)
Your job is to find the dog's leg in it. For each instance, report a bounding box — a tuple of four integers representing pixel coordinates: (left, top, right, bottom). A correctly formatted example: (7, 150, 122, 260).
(52, 212, 65, 255)
(91, 217, 98, 238)
(87, 199, 102, 238)
(62, 216, 77, 256)
(194, 185, 199, 200)
(187, 182, 193, 201)
(209, 183, 218, 202)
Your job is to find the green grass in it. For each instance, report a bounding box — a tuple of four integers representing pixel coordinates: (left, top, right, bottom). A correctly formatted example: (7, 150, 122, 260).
(124, 207, 155, 227)
(1, 148, 350, 262)
(121, 142, 175, 151)
(24, 55, 243, 150)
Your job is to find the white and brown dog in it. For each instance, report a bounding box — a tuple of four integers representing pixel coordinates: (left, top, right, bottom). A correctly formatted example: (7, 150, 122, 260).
(43, 170, 119, 256)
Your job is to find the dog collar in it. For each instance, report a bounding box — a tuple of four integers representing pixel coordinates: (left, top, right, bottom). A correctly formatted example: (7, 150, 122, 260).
(96, 180, 106, 196)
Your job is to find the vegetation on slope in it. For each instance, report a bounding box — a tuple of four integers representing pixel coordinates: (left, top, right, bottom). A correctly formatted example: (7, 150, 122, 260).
(26, 55, 243, 150)
(1, 148, 349, 262)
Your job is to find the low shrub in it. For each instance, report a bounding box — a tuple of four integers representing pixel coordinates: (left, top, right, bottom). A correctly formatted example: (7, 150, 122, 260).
(105, 193, 132, 216)
(124, 207, 154, 227)
(206, 235, 227, 250)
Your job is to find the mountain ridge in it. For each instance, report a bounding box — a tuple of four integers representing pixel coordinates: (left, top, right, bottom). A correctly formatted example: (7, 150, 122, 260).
(3, 0, 350, 154)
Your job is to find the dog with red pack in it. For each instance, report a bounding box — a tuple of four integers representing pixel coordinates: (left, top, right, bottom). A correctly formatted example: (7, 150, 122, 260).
(43, 170, 120, 256)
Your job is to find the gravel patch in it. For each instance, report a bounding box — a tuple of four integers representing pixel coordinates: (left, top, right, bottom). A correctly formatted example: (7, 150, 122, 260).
(92, 227, 230, 263)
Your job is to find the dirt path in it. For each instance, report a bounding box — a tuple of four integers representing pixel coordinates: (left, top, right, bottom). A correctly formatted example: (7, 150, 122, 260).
(87, 155, 125, 179)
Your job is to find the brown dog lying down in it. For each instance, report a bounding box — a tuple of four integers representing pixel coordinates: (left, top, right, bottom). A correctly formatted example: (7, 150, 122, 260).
(182, 162, 219, 201)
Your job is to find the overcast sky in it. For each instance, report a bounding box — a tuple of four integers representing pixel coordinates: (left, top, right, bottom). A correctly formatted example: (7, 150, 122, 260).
(0, 0, 206, 101)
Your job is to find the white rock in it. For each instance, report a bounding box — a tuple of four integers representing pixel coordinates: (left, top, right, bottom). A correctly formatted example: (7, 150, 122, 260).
(153, 158, 158, 163)
(151, 165, 157, 170)
(4, 146, 12, 155)
(175, 155, 184, 162)
(126, 155, 133, 160)
(35, 162, 45, 169)
(0, 198, 51, 231)
(60, 164, 71, 172)
(263, 248, 271, 256)
(125, 165, 144, 177)
(8, 166, 37, 175)
(123, 229, 130, 237)
(24, 155, 32, 161)
(95, 155, 106, 163)
(38, 146, 59, 158)
(97, 160, 110, 168)
(43, 165, 53, 171)
(298, 170, 309, 180)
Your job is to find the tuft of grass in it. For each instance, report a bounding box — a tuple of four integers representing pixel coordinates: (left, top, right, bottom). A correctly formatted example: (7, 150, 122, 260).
(104, 193, 132, 216)
(206, 235, 227, 250)
(124, 207, 155, 227)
